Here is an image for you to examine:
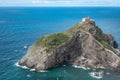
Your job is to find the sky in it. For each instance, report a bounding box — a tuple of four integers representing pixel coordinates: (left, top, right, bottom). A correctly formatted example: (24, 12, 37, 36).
(0, 0, 120, 7)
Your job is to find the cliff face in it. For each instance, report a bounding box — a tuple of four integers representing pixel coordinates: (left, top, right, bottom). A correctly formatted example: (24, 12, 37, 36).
(19, 19, 120, 71)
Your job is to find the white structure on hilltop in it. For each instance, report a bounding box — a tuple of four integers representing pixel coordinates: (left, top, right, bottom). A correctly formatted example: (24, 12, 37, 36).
(82, 17, 90, 22)
(82, 17, 95, 25)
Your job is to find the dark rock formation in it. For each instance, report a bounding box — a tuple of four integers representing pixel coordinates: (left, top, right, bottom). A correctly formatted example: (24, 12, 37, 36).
(19, 18, 120, 71)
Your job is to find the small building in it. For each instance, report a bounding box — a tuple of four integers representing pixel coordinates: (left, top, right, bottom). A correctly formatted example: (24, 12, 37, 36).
(82, 17, 90, 22)
(82, 17, 95, 26)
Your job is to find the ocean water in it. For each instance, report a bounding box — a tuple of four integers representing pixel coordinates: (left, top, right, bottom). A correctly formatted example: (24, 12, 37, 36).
(0, 7, 120, 80)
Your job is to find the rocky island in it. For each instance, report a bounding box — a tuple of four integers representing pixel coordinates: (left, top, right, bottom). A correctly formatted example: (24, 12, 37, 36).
(18, 17, 120, 71)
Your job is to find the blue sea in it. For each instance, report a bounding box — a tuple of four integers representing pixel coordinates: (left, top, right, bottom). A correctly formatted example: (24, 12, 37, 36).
(0, 7, 120, 80)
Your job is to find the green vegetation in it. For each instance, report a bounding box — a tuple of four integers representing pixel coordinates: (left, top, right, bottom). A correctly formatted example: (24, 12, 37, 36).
(99, 40, 115, 52)
(35, 33, 69, 48)
(34, 22, 84, 51)
(65, 22, 84, 37)
(93, 26, 115, 52)
(34, 21, 115, 52)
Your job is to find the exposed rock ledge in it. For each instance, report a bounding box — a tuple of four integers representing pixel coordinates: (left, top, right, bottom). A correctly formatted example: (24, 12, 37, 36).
(18, 18, 120, 71)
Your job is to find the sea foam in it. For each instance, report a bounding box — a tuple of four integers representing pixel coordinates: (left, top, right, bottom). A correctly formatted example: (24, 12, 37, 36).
(15, 62, 47, 72)
(23, 45, 28, 49)
(72, 64, 90, 70)
(27, 74, 31, 78)
(15, 62, 29, 69)
(89, 71, 103, 79)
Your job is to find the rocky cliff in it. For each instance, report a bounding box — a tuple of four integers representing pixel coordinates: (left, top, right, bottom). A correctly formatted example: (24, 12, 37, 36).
(19, 18, 120, 71)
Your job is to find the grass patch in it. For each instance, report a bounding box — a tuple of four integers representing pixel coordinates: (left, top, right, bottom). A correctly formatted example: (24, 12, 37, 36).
(65, 22, 84, 37)
(99, 40, 115, 52)
(35, 33, 69, 48)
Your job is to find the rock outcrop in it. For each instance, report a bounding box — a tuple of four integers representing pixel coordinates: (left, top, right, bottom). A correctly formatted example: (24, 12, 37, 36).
(19, 18, 120, 71)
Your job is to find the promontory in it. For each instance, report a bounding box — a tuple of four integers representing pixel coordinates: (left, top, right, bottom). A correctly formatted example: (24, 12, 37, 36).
(18, 17, 120, 71)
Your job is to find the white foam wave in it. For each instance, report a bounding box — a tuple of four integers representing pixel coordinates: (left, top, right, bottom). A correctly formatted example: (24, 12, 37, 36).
(27, 74, 31, 77)
(72, 64, 90, 70)
(15, 62, 48, 72)
(38, 70, 48, 72)
(89, 71, 103, 79)
(30, 69, 35, 71)
(15, 62, 29, 69)
(23, 45, 28, 49)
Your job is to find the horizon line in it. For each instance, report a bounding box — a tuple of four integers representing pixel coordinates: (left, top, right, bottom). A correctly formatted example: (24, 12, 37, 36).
(0, 5, 120, 7)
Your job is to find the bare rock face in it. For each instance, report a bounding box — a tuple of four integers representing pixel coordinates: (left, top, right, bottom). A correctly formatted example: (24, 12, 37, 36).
(19, 30, 84, 70)
(19, 19, 120, 71)
(72, 31, 120, 69)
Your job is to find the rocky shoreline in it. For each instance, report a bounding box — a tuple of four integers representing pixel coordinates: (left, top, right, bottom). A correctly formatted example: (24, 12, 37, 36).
(18, 18, 120, 72)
